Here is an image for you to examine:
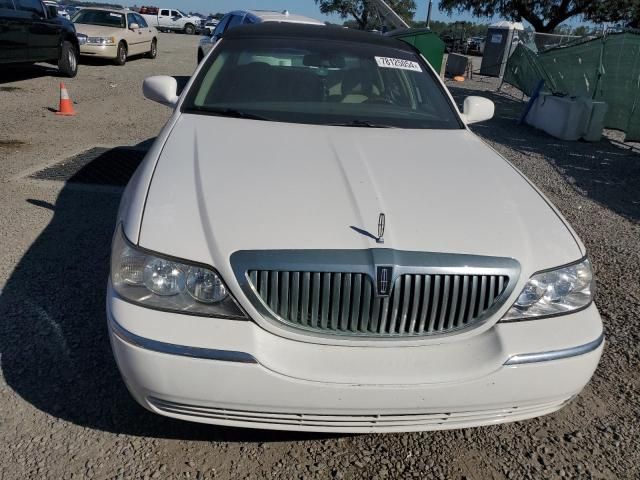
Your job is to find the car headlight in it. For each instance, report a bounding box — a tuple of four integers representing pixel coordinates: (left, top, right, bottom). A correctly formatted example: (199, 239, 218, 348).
(110, 226, 246, 319)
(87, 36, 116, 45)
(76, 33, 88, 45)
(502, 258, 594, 321)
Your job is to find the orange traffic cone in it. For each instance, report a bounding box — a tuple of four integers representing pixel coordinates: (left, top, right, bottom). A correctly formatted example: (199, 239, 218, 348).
(56, 83, 76, 116)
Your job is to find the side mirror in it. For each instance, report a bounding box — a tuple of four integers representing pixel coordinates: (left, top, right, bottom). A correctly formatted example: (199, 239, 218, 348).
(143, 76, 179, 107)
(460, 96, 494, 124)
(461, 97, 496, 125)
(46, 5, 58, 18)
(129, 22, 140, 30)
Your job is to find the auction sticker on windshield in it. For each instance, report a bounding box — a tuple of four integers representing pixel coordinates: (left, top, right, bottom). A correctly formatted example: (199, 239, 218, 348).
(375, 57, 422, 72)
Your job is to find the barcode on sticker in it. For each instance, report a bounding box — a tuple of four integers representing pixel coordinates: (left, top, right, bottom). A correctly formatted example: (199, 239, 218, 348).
(375, 57, 422, 72)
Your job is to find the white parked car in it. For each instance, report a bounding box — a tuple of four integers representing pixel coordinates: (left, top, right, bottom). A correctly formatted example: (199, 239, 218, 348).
(203, 19, 219, 36)
(197, 9, 324, 63)
(109, 23, 604, 433)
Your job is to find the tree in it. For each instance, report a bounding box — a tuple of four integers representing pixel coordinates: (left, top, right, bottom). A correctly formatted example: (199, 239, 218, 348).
(589, 0, 640, 28)
(572, 25, 591, 36)
(316, 0, 416, 30)
(438, 0, 606, 33)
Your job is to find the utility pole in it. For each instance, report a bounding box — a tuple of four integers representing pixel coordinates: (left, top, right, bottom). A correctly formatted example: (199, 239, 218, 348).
(426, 0, 433, 28)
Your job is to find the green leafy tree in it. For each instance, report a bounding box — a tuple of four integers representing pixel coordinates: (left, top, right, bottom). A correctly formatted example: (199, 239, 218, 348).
(589, 0, 640, 27)
(572, 25, 591, 36)
(438, 0, 608, 33)
(316, 0, 416, 30)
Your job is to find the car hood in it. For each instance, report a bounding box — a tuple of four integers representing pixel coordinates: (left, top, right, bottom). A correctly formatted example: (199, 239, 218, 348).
(139, 114, 581, 277)
(73, 24, 124, 37)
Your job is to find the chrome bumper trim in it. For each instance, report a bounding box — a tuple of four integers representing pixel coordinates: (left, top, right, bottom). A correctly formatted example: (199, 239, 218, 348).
(504, 334, 604, 366)
(108, 316, 257, 364)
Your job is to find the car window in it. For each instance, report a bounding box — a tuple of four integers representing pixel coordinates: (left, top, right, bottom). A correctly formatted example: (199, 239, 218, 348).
(243, 15, 255, 25)
(16, 0, 44, 16)
(170, 10, 180, 17)
(135, 13, 148, 28)
(160, 9, 169, 16)
(72, 9, 125, 28)
(0, 0, 15, 10)
(186, 37, 462, 130)
(212, 14, 230, 36)
(127, 12, 135, 26)
(225, 14, 244, 30)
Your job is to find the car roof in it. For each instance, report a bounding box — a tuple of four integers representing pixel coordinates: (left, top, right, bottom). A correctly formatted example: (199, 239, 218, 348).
(226, 10, 324, 26)
(222, 23, 416, 51)
(250, 10, 325, 25)
(76, 7, 130, 14)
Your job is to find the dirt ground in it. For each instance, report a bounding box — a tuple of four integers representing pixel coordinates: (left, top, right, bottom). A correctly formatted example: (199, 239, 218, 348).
(0, 34, 639, 480)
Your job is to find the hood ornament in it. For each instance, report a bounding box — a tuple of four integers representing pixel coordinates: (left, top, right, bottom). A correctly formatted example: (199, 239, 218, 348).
(377, 213, 385, 244)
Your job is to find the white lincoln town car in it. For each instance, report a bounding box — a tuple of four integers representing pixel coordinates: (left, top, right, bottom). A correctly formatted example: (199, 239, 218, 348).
(108, 24, 604, 432)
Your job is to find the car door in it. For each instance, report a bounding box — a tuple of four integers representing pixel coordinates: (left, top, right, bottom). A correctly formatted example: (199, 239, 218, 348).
(125, 12, 146, 55)
(0, 0, 29, 62)
(168, 9, 183, 30)
(15, 0, 59, 62)
(157, 8, 170, 28)
(134, 13, 152, 50)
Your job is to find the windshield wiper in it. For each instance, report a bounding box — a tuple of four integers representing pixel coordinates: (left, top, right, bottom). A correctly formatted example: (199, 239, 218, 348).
(188, 107, 272, 121)
(329, 120, 397, 128)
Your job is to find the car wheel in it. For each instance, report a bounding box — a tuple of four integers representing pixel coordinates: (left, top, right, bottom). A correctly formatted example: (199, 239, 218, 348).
(115, 42, 127, 66)
(58, 40, 78, 78)
(146, 39, 158, 59)
(184, 23, 195, 35)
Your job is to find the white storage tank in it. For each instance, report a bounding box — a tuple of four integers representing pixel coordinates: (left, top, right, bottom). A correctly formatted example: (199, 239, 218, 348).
(525, 93, 591, 141)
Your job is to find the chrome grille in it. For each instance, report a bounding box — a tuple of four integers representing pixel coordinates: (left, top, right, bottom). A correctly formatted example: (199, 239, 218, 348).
(248, 271, 509, 337)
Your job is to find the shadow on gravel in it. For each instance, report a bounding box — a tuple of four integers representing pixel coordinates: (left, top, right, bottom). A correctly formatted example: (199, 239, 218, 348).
(0, 141, 336, 443)
(80, 55, 154, 67)
(449, 86, 640, 223)
(0, 64, 61, 84)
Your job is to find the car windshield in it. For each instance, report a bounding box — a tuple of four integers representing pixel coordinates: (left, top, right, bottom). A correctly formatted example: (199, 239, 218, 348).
(72, 9, 125, 28)
(184, 37, 462, 129)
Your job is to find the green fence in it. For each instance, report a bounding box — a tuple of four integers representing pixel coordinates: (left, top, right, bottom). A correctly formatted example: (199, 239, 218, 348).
(504, 32, 640, 141)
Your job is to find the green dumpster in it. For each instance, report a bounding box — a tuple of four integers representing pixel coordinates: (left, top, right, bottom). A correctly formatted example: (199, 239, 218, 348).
(386, 28, 445, 73)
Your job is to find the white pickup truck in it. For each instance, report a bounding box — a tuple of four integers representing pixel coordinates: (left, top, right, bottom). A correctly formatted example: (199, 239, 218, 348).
(141, 8, 202, 35)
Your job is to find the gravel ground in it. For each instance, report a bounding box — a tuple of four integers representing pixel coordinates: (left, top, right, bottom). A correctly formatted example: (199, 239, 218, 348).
(1, 35, 639, 480)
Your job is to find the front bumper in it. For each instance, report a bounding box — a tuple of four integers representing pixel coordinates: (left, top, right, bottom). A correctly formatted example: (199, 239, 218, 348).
(108, 288, 604, 433)
(79, 44, 118, 59)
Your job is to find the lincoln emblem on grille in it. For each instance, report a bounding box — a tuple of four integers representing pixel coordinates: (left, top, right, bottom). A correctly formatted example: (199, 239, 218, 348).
(377, 213, 386, 244)
(376, 266, 393, 297)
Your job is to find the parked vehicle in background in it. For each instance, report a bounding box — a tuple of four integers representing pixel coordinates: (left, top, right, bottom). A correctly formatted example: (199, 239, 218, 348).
(203, 18, 219, 36)
(0, 0, 79, 77)
(139, 6, 201, 35)
(43, 0, 69, 19)
(110, 23, 604, 433)
(197, 10, 324, 62)
(64, 4, 78, 17)
(467, 36, 485, 55)
(73, 8, 158, 66)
